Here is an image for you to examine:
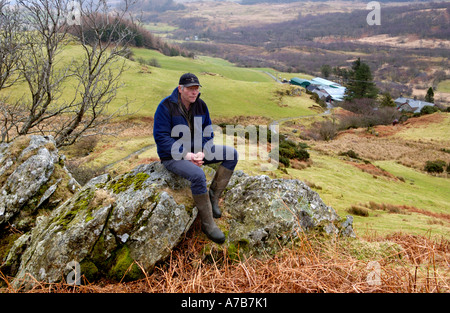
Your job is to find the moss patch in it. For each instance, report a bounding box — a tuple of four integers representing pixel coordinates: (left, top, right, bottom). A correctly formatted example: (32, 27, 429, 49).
(54, 188, 95, 230)
(226, 239, 251, 261)
(107, 245, 144, 282)
(80, 241, 145, 283)
(0, 232, 21, 264)
(108, 173, 150, 194)
(80, 259, 99, 282)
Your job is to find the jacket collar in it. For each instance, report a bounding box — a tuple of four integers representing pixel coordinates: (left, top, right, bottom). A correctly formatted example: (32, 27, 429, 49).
(168, 87, 180, 104)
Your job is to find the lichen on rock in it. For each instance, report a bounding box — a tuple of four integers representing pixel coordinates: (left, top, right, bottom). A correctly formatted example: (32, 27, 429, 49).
(2, 157, 198, 288)
(0, 135, 79, 230)
(223, 172, 355, 257)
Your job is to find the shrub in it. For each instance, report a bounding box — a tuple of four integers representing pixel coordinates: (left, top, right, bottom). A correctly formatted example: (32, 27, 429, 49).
(420, 105, 440, 115)
(424, 160, 446, 173)
(279, 140, 310, 160)
(279, 141, 297, 159)
(317, 120, 338, 141)
(69, 136, 99, 158)
(339, 150, 360, 159)
(279, 155, 290, 168)
(277, 139, 310, 168)
(338, 106, 400, 130)
(338, 115, 362, 130)
(137, 57, 161, 68)
(148, 58, 161, 68)
(295, 148, 310, 161)
(66, 161, 106, 186)
(347, 205, 369, 217)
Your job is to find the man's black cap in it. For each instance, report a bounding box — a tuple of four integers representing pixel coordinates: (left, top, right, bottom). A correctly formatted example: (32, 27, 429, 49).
(179, 73, 201, 87)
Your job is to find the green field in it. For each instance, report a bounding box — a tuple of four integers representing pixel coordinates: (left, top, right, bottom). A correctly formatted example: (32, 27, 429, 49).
(288, 152, 449, 238)
(437, 79, 450, 93)
(126, 48, 317, 119)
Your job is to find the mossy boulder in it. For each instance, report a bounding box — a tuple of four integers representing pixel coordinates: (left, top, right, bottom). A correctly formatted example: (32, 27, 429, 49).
(6, 161, 197, 288)
(0, 135, 79, 230)
(0, 135, 79, 278)
(223, 171, 354, 257)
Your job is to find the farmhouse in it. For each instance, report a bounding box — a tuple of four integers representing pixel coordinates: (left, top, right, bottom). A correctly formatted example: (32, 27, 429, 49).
(394, 97, 435, 113)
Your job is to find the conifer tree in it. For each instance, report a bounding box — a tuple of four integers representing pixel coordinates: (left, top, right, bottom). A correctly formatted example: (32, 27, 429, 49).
(425, 87, 434, 103)
(345, 58, 378, 100)
(380, 92, 395, 107)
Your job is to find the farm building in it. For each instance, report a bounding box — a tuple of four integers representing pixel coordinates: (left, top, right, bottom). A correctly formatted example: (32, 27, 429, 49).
(394, 97, 435, 113)
(310, 77, 346, 102)
(291, 77, 346, 102)
(310, 77, 342, 88)
(289, 77, 311, 88)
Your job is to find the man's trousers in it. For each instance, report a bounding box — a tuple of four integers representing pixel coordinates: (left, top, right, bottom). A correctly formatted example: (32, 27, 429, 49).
(161, 145, 238, 195)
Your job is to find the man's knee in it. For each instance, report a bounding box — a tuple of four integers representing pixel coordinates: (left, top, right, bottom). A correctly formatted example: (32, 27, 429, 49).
(190, 167, 206, 184)
(222, 146, 238, 171)
(189, 166, 207, 195)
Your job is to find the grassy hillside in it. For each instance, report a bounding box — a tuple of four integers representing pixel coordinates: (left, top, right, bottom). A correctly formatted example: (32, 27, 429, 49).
(124, 48, 317, 119)
(0, 44, 316, 120)
(291, 153, 449, 238)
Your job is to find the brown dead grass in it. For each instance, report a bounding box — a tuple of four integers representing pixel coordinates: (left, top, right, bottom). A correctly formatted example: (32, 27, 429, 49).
(3, 229, 448, 293)
(401, 112, 446, 129)
(213, 115, 272, 127)
(352, 34, 450, 49)
(347, 162, 400, 181)
(314, 123, 450, 171)
(364, 201, 450, 223)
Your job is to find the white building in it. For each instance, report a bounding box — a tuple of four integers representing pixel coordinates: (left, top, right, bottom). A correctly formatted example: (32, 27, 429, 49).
(310, 77, 346, 102)
(394, 97, 435, 113)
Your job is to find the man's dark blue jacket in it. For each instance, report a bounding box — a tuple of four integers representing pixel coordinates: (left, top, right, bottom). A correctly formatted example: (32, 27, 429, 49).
(153, 87, 214, 160)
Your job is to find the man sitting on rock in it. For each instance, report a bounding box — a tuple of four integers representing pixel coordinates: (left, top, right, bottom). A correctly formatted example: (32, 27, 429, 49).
(153, 73, 238, 244)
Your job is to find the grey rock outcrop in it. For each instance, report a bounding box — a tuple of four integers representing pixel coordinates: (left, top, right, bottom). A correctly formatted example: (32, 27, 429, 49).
(1, 135, 354, 287)
(6, 162, 198, 286)
(224, 171, 354, 256)
(0, 135, 79, 230)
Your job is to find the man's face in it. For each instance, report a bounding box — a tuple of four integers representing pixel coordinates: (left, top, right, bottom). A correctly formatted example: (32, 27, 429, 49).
(178, 85, 201, 105)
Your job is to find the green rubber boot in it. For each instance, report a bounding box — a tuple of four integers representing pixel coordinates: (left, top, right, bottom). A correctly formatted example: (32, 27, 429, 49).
(193, 193, 226, 244)
(209, 165, 233, 218)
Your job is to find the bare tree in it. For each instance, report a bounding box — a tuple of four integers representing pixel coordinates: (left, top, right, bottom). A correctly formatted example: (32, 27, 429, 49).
(0, 0, 22, 90)
(15, 0, 75, 140)
(0, 0, 26, 142)
(54, 0, 136, 147)
(0, 0, 136, 147)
